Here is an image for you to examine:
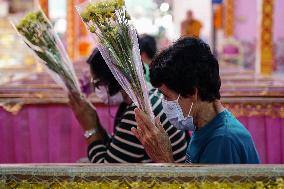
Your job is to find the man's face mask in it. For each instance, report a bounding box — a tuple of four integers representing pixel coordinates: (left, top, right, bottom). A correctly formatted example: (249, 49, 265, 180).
(95, 86, 123, 105)
(162, 94, 196, 131)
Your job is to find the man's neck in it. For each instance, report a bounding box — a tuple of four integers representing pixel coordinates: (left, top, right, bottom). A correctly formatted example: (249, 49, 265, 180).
(143, 58, 152, 65)
(194, 100, 225, 129)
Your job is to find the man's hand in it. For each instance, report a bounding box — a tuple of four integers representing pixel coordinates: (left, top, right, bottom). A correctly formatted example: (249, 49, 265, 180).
(131, 108, 174, 163)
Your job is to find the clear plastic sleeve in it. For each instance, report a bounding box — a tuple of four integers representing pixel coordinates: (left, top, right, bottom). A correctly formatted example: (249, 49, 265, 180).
(10, 6, 81, 94)
(76, 0, 154, 121)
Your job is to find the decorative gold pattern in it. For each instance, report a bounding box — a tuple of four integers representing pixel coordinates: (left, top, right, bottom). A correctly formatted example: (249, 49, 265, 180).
(67, 0, 76, 60)
(259, 0, 274, 75)
(1, 97, 284, 118)
(224, 0, 234, 37)
(224, 102, 284, 118)
(0, 179, 284, 188)
(0, 101, 23, 115)
(0, 164, 283, 188)
(79, 0, 88, 37)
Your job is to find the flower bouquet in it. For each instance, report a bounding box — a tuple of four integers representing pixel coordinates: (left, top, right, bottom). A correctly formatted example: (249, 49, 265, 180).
(11, 9, 81, 94)
(76, 0, 154, 120)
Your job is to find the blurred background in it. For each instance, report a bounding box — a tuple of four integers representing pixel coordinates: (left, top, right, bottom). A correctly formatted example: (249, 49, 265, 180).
(0, 0, 284, 164)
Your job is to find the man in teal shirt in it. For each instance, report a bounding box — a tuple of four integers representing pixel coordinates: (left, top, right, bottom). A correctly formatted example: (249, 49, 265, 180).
(139, 34, 157, 83)
(187, 110, 260, 163)
(131, 37, 260, 164)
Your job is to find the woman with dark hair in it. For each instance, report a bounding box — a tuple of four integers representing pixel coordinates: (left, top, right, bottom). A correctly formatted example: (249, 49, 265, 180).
(69, 48, 188, 163)
(132, 37, 260, 164)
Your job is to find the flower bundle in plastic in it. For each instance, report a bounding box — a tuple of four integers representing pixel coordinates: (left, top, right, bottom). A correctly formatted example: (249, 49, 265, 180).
(77, 0, 154, 120)
(11, 9, 81, 94)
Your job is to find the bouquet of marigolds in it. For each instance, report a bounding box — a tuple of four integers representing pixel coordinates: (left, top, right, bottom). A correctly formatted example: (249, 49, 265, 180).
(11, 9, 81, 94)
(77, 0, 154, 120)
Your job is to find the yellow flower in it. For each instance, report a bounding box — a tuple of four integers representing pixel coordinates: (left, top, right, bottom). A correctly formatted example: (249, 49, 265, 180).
(80, 10, 91, 22)
(117, 0, 125, 8)
(89, 25, 96, 33)
(111, 13, 116, 20)
(86, 3, 96, 13)
(100, 25, 108, 32)
(26, 12, 37, 21)
(105, 11, 114, 18)
(112, 26, 119, 34)
(16, 11, 43, 33)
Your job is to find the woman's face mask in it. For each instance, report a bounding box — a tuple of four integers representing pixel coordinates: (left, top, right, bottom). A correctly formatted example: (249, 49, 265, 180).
(95, 86, 123, 105)
(162, 95, 195, 131)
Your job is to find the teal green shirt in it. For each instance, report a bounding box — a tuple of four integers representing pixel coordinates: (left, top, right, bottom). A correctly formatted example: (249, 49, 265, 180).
(144, 63, 150, 82)
(186, 110, 260, 164)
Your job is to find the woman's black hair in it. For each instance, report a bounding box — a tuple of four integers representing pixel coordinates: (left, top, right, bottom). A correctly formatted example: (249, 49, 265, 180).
(150, 37, 221, 102)
(87, 48, 121, 96)
(87, 49, 127, 130)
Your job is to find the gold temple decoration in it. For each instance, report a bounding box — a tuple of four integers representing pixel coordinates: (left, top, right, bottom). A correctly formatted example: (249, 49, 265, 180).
(223, 102, 284, 118)
(66, 0, 91, 60)
(67, 0, 76, 60)
(1, 180, 284, 188)
(78, 0, 92, 57)
(0, 101, 24, 115)
(214, 4, 223, 30)
(78, 0, 88, 38)
(259, 0, 274, 76)
(1, 96, 284, 118)
(224, 0, 234, 37)
(38, 0, 49, 17)
(0, 164, 283, 189)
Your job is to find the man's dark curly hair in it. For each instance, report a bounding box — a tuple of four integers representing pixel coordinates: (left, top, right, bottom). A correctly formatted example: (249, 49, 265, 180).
(150, 37, 221, 102)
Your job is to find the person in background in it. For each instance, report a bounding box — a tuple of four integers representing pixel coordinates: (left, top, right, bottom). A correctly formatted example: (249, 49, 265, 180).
(181, 10, 203, 38)
(132, 37, 260, 164)
(139, 34, 157, 82)
(69, 48, 188, 163)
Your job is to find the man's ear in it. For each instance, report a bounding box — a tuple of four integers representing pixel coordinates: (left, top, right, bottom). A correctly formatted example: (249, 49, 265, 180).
(192, 88, 198, 102)
(141, 52, 147, 61)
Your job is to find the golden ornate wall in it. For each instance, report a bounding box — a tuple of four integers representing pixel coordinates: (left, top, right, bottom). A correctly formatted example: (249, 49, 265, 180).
(78, 0, 93, 57)
(67, 0, 76, 60)
(38, 0, 49, 17)
(224, 0, 234, 37)
(259, 0, 274, 76)
(66, 0, 93, 60)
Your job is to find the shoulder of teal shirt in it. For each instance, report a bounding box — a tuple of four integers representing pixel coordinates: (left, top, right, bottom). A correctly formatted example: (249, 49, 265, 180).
(192, 109, 252, 140)
(223, 110, 260, 163)
(187, 109, 260, 164)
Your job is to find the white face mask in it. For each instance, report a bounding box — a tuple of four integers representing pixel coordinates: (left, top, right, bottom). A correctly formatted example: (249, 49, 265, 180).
(95, 86, 123, 105)
(162, 95, 195, 131)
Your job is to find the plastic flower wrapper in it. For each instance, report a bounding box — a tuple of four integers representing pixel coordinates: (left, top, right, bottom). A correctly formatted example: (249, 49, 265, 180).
(10, 8, 81, 94)
(76, 0, 154, 121)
